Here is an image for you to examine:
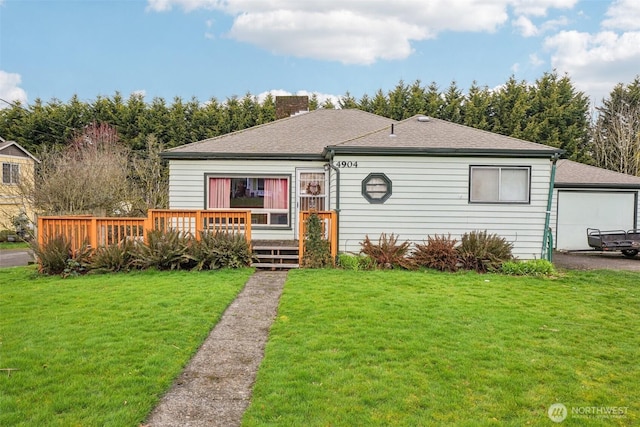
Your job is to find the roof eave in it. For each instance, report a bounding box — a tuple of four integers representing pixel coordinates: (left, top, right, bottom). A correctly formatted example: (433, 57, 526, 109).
(324, 146, 564, 158)
(554, 182, 640, 189)
(161, 152, 326, 161)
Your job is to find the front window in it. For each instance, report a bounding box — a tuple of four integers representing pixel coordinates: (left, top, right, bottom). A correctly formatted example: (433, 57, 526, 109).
(469, 166, 530, 203)
(2, 163, 20, 184)
(208, 176, 289, 226)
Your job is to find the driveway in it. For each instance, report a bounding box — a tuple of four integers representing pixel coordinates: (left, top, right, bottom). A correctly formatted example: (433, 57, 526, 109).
(0, 249, 35, 268)
(553, 251, 640, 272)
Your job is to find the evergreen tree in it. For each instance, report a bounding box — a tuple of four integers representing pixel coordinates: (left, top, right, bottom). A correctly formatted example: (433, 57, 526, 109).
(441, 81, 464, 123)
(463, 82, 491, 130)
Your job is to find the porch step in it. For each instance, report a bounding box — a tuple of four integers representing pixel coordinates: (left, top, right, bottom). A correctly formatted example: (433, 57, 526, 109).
(252, 241, 300, 270)
(251, 262, 300, 269)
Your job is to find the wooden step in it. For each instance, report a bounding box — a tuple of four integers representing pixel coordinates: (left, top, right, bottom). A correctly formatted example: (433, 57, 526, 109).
(254, 254, 299, 260)
(251, 242, 300, 270)
(252, 262, 299, 269)
(252, 246, 298, 252)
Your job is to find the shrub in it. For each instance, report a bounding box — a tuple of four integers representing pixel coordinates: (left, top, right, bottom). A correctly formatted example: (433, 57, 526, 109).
(32, 236, 92, 276)
(337, 253, 377, 271)
(360, 233, 416, 270)
(90, 239, 136, 273)
(412, 234, 459, 272)
(301, 213, 333, 268)
(457, 230, 513, 273)
(129, 229, 191, 270)
(0, 230, 16, 242)
(190, 231, 254, 270)
(502, 259, 556, 276)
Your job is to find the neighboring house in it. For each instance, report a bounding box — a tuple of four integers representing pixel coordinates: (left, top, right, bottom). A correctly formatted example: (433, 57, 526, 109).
(0, 137, 39, 231)
(551, 159, 640, 250)
(163, 108, 563, 260)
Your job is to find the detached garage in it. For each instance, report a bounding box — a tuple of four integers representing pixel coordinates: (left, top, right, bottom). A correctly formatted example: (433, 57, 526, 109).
(551, 160, 640, 251)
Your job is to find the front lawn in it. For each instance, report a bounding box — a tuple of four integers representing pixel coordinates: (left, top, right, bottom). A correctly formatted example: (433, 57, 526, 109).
(244, 269, 639, 426)
(0, 267, 253, 426)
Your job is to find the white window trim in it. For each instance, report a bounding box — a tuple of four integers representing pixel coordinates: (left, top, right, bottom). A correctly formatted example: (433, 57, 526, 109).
(205, 174, 291, 228)
(2, 163, 20, 185)
(469, 165, 531, 204)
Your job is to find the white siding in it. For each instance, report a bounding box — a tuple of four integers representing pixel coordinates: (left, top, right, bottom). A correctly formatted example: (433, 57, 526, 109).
(333, 155, 553, 259)
(168, 159, 325, 240)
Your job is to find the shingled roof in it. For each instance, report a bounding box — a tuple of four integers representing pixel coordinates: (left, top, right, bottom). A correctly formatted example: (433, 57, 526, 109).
(163, 109, 392, 160)
(327, 115, 562, 157)
(163, 110, 563, 160)
(555, 159, 640, 188)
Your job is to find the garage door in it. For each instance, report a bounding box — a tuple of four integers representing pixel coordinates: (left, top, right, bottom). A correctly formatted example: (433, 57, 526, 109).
(556, 191, 636, 250)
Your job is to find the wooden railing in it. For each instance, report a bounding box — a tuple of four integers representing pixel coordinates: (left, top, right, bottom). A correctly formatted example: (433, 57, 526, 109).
(37, 209, 252, 252)
(298, 210, 338, 261)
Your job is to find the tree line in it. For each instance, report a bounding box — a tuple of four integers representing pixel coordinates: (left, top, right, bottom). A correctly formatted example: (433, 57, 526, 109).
(1, 72, 639, 175)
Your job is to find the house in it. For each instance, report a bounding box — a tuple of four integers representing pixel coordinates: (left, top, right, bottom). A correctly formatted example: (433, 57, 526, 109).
(0, 137, 39, 232)
(551, 159, 640, 251)
(162, 107, 564, 260)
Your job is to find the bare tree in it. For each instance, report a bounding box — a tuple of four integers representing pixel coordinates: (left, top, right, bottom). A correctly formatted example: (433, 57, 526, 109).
(33, 122, 134, 216)
(130, 134, 169, 213)
(592, 100, 640, 177)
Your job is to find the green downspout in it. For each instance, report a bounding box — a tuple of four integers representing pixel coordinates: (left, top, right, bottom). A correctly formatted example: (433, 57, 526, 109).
(542, 154, 560, 261)
(326, 150, 340, 260)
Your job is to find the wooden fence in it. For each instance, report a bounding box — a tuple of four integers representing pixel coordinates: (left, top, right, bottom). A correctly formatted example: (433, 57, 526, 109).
(298, 210, 338, 260)
(37, 209, 252, 252)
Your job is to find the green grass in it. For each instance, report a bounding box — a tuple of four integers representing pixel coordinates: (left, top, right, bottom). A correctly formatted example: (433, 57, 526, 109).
(0, 241, 30, 250)
(243, 269, 639, 426)
(0, 267, 253, 426)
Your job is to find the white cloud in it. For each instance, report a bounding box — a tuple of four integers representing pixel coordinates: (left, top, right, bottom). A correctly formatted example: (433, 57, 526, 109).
(544, 30, 640, 102)
(146, 0, 577, 64)
(602, 0, 640, 31)
(132, 89, 147, 98)
(0, 70, 28, 108)
(514, 16, 539, 37)
(510, 0, 577, 17)
(529, 53, 544, 66)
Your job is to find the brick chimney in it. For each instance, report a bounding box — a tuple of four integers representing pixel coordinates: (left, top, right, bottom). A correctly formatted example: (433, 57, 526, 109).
(275, 96, 309, 119)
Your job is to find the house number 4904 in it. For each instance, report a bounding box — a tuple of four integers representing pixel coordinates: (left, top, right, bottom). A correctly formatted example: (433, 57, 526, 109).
(334, 161, 358, 168)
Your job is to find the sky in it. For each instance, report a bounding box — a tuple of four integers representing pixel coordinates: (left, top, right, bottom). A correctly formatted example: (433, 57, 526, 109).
(1, 0, 639, 110)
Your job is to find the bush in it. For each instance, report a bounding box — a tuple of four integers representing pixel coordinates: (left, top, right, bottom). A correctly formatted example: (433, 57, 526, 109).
(301, 213, 333, 268)
(190, 231, 254, 270)
(129, 229, 191, 270)
(502, 259, 556, 276)
(90, 239, 136, 273)
(0, 229, 16, 242)
(32, 236, 92, 276)
(457, 230, 513, 273)
(412, 234, 459, 272)
(360, 233, 416, 270)
(337, 253, 377, 271)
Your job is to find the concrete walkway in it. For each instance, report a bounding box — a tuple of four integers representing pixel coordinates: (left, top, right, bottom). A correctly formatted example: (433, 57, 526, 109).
(145, 270, 288, 427)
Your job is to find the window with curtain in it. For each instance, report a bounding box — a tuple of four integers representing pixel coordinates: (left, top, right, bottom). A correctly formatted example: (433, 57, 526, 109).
(469, 166, 530, 203)
(208, 176, 289, 226)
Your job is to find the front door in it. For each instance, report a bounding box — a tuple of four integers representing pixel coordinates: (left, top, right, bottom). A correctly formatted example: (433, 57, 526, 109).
(296, 169, 328, 235)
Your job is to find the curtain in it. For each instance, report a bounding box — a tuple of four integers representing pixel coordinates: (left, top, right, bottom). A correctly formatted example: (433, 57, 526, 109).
(209, 178, 231, 208)
(264, 178, 288, 209)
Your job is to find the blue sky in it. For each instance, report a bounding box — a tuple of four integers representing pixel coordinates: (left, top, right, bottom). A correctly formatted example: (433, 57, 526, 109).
(1, 0, 639, 109)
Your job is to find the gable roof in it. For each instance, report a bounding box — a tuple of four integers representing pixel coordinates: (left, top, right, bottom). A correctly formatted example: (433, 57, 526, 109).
(163, 109, 392, 160)
(0, 139, 40, 163)
(162, 110, 563, 160)
(327, 115, 562, 157)
(555, 159, 640, 189)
